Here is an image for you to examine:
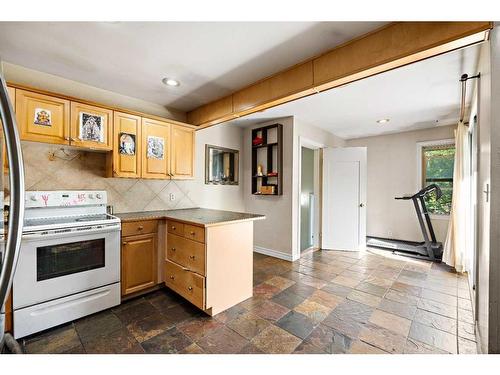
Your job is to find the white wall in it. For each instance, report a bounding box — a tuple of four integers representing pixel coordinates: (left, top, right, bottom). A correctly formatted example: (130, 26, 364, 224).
(292, 120, 345, 259)
(346, 125, 456, 243)
(3, 62, 186, 122)
(183, 122, 245, 212)
(474, 39, 491, 353)
(488, 25, 500, 354)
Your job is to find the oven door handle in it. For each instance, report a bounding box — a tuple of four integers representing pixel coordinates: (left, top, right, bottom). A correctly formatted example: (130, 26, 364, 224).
(0, 67, 25, 339)
(22, 224, 121, 241)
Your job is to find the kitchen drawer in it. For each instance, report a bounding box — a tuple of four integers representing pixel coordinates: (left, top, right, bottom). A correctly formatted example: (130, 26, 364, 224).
(165, 259, 205, 309)
(166, 234, 206, 276)
(184, 224, 205, 243)
(122, 220, 158, 236)
(167, 220, 185, 236)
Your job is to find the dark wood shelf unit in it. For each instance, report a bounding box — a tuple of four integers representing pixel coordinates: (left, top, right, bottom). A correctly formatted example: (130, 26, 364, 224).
(251, 123, 283, 196)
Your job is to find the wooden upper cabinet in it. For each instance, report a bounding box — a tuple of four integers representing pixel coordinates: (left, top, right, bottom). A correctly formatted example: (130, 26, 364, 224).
(141, 117, 171, 179)
(171, 125, 195, 179)
(70, 102, 113, 150)
(2, 86, 15, 174)
(112, 111, 141, 178)
(15, 89, 70, 145)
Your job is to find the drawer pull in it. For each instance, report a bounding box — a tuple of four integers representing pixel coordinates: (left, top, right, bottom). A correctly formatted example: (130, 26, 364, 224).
(171, 247, 176, 252)
(188, 286, 193, 291)
(123, 241, 128, 245)
(189, 255, 195, 260)
(170, 275, 175, 280)
(171, 226, 176, 230)
(190, 231, 195, 235)
(137, 225, 144, 230)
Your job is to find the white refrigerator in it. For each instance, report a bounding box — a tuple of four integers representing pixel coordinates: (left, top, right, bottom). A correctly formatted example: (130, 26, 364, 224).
(0, 64, 25, 353)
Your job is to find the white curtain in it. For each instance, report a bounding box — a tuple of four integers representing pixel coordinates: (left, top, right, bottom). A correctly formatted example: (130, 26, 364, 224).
(443, 122, 470, 272)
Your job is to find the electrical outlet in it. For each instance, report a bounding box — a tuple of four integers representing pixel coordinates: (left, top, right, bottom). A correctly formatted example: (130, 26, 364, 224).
(169, 193, 175, 201)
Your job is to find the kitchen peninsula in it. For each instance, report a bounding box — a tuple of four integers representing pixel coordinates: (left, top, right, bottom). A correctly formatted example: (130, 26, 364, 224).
(116, 208, 265, 316)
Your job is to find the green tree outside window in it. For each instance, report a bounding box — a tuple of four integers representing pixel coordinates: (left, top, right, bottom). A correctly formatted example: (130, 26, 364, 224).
(422, 145, 455, 215)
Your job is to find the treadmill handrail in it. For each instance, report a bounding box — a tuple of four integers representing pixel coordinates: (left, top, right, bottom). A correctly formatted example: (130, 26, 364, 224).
(394, 184, 442, 200)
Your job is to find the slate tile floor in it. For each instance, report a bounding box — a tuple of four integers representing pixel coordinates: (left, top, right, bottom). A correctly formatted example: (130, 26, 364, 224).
(21, 249, 477, 354)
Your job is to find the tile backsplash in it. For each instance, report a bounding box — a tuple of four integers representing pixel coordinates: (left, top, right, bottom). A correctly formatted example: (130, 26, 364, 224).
(17, 142, 198, 213)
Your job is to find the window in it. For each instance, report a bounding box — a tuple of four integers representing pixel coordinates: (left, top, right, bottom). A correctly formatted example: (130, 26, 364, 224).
(421, 143, 455, 215)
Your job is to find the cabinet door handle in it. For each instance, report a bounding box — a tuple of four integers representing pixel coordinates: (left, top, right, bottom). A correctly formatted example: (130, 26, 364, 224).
(123, 241, 128, 245)
(190, 231, 195, 236)
(170, 275, 175, 280)
(70, 137, 77, 142)
(171, 226, 176, 230)
(171, 247, 176, 252)
(137, 225, 144, 230)
(189, 255, 195, 260)
(188, 286, 193, 291)
(64, 136, 70, 141)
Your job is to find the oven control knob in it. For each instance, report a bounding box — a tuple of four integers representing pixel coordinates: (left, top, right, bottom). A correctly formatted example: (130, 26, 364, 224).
(30, 195, 37, 201)
(88, 194, 94, 199)
(96, 193, 102, 200)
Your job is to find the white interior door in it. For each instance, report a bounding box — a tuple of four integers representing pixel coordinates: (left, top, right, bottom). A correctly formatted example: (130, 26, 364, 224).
(322, 147, 367, 251)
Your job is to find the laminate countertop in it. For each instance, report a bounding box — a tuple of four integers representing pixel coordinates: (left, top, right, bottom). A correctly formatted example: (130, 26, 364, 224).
(115, 208, 265, 227)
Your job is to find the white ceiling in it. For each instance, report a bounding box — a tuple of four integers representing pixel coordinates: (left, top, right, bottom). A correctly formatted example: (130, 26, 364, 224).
(0, 21, 385, 112)
(228, 44, 482, 139)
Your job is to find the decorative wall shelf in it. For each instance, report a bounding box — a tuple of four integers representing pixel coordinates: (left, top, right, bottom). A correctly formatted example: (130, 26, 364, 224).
(251, 123, 283, 196)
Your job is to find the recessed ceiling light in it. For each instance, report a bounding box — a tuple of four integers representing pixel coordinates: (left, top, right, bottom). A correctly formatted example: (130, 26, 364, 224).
(162, 78, 180, 87)
(376, 118, 390, 124)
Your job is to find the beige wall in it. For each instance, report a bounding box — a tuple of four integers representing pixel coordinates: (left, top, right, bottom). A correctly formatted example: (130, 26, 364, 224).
(3, 62, 186, 122)
(243, 117, 295, 258)
(346, 125, 456, 243)
(186, 122, 244, 211)
(243, 117, 345, 260)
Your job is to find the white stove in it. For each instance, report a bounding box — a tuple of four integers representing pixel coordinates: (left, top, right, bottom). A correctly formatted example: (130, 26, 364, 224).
(13, 190, 121, 338)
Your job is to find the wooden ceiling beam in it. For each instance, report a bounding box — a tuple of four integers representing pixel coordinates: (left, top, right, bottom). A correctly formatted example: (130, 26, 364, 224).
(188, 22, 492, 130)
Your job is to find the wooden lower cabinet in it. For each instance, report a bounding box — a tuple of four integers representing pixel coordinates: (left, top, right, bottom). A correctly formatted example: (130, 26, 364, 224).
(164, 259, 205, 309)
(5, 291, 12, 333)
(164, 219, 253, 316)
(121, 232, 158, 296)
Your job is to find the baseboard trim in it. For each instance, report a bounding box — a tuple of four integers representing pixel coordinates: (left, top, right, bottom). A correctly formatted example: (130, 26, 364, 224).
(254, 246, 294, 262)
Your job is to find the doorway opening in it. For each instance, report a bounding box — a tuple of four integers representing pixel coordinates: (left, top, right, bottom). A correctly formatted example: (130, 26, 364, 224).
(297, 137, 324, 259)
(300, 146, 315, 253)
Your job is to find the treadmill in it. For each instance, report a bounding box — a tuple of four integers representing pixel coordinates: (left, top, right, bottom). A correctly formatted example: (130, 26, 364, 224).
(366, 184, 443, 261)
